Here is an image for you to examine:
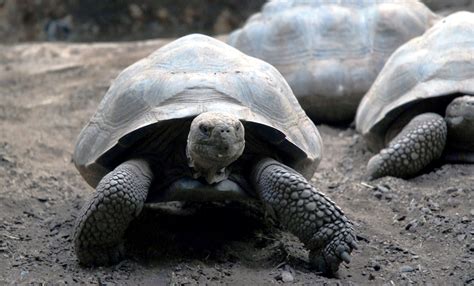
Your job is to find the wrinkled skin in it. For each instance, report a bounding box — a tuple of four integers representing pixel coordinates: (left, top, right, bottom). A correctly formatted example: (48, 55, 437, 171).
(186, 112, 245, 184)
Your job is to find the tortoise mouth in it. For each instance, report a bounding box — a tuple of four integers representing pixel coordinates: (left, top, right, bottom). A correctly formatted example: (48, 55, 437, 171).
(191, 141, 245, 162)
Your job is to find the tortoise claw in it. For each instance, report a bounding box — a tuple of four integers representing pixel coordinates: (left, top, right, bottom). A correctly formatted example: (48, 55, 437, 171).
(340, 251, 351, 264)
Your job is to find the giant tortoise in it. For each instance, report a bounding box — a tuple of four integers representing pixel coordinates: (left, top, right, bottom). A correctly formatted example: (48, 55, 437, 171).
(356, 12, 474, 179)
(227, 0, 439, 123)
(72, 34, 356, 274)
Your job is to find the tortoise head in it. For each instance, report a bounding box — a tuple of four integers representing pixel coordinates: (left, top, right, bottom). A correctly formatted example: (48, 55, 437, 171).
(186, 112, 245, 184)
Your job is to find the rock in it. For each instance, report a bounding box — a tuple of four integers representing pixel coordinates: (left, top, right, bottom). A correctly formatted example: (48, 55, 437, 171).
(20, 270, 29, 280)
(276, 270, 294, 283)
(0, 154, 15, 164)
(328, 181, 340, 189)
(281, 271, 294, 283)
(421, 207, 431, 214)
(376, 184, 390, 193)
(400, 265, 414, 273)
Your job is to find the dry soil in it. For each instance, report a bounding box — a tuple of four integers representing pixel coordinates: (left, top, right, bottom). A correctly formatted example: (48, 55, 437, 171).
(0, 39, 473, 285)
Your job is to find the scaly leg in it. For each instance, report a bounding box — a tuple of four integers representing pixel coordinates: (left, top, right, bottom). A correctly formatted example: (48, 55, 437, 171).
(73, 159, 153, 265)
(251, 158, 357, 275)
(367, 113, 447, 180)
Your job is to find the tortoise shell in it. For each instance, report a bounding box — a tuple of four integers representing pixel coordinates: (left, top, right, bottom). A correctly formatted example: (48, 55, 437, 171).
(73, 34, 323, 187)
(356, 12, 474, 151)
(227, 0, 439, 123)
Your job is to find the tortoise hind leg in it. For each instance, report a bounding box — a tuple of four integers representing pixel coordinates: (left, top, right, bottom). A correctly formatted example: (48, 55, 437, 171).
(251, 158, 357, 275)
(73, 159, 153, 266)
(367, 113, 447, 180)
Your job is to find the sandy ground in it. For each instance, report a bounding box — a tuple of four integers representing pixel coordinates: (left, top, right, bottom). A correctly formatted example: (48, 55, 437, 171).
(0, 39, 473, 285)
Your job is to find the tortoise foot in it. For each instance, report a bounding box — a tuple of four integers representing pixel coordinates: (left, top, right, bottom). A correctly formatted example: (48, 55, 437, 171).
(309, 227, 357, 274)
(74, 159, 152, 266)
(251, 158, 357, 276)
(367, 113, 447, 180)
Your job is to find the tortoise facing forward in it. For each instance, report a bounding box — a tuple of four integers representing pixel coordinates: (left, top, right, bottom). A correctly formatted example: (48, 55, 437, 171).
(356, 12, 474, 180)
(228, 0, 438, 123)
(72, 34, 356, 274)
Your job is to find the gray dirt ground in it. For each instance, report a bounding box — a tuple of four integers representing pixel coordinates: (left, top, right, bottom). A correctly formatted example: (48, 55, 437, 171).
(0, 39, 473, 285)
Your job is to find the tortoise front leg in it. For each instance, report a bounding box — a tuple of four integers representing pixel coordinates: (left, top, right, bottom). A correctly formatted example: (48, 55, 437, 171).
(251, 158, 357, 275)
(367, 113, 447, 180)
(73, 159, 153, 266)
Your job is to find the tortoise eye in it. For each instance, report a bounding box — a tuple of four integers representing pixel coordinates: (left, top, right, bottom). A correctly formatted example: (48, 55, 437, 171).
(199, 124, 209, 134)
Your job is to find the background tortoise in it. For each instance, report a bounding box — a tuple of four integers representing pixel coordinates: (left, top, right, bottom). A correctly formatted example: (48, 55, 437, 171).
(72, 34, 356, 274)
(422, 0, 474, 15)
(356, 12, 474, 180)
(227, 0, 439, 123)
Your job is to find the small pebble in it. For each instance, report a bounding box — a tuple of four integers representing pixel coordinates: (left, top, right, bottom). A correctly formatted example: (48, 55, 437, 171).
(400, 265, 414, 273)
(421, 207, 431, 214)
(376, 184, 389, 193)
(0, 155, 14, 163)
(280, 271, 294, 283)
(20, 270, 29, 279)
(328, 182, 340, 189)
